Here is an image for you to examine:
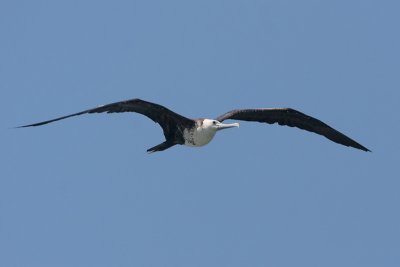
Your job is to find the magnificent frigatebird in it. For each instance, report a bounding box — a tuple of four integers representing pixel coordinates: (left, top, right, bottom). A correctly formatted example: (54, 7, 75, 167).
(18, 98, 370, 153)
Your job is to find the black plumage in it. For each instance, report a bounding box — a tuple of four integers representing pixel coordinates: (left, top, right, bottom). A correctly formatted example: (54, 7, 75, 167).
(216, 108, 370, 152)
(18, 98, 370, 152)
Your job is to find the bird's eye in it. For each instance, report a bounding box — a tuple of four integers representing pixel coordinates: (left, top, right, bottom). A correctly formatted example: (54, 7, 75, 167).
(213, 121, 217, 125)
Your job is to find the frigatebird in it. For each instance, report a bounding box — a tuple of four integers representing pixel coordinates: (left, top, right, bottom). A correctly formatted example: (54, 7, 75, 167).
(18, 98, 370, 153)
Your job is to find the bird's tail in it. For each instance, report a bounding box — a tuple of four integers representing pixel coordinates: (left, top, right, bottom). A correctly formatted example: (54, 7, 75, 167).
(147, 141, 176, 153)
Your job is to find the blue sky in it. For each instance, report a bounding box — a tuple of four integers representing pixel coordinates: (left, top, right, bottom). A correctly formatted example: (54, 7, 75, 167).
(1, 0, 399, 266)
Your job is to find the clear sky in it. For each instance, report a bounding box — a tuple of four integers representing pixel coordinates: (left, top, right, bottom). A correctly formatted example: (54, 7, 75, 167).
(1, 0, 399, 266)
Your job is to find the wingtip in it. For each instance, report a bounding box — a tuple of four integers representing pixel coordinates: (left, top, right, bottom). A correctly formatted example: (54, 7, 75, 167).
(360, 143, 372, 152)
(358, 145, 371, 152)
(15, 123, 41, 128)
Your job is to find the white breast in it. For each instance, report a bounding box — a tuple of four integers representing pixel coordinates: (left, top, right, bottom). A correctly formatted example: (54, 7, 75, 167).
(183, 126, 217, 147)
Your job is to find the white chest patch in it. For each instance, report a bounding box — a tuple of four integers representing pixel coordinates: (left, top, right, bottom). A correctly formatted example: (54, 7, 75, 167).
(183, 126, 217, 147)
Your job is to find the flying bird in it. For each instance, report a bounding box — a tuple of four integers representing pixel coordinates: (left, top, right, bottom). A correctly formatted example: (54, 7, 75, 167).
(18, 98, 370, 153)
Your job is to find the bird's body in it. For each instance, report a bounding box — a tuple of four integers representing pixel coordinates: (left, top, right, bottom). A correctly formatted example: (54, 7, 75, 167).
(183, 119, 239, 147)
(18, 98, 370, 153)
(183, 120, 215, 147)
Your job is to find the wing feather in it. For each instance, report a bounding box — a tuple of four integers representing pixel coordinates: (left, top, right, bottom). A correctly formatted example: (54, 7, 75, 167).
(216, 108, 370, 152)
(18, 98, 194, 140)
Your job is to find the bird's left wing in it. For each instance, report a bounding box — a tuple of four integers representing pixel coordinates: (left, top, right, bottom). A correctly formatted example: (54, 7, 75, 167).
(215, 108, 370, 152)
(17, 98, 194, 131)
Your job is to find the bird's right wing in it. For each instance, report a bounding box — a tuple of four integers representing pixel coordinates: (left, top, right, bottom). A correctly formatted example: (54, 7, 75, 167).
(216, 108, 370, 152)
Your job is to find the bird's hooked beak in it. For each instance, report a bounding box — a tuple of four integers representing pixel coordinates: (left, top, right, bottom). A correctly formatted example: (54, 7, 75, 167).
(215, 122, 240, 131)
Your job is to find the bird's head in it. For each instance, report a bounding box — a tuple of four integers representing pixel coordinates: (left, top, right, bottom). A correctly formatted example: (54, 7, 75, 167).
(202, 119, 240, 132)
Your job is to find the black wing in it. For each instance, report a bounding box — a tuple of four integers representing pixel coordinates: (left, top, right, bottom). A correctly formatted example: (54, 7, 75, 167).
(216, 108, 370, 152)
(18, 98, 195, 140)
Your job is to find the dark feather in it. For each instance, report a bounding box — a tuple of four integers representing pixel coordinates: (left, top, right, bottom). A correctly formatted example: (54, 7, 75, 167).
(18, 98, 195, 143)
(216, 108, 370, 152)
